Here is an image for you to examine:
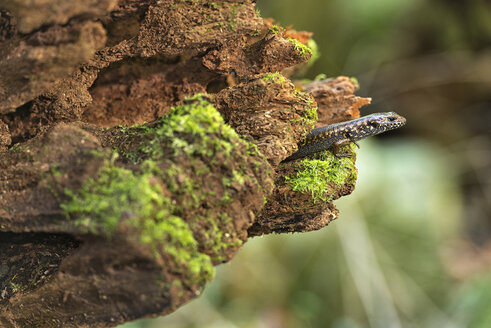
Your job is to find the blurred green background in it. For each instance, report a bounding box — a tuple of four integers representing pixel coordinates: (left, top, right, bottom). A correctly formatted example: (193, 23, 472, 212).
(119, 0, 491, 327)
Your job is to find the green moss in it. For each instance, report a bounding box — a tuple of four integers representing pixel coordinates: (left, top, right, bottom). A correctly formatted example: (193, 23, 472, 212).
(261, 72, 286, 86)
(9, 144, 25, 152)
(285, 144, 358, 203)
(269, 25, 280, 34)
(9, 281, 26, 293)
(232, 169, 246, 186)
(200, 213, 242, 263)
(350, 77, 360, 90)
(211, 3, 223, 9)
(61, 161, 214, 285)
(116, 94, 246, 164)
(61, 94, 271, 287)
(171, 280, 184, 298)
(103, 94, 270, 265)
(287, 37, 313, 58)
(294, 90, 318, 131)
(50, 162, 62, 177)
(262, 74, 318, 132)
(164, 163, 203, 208)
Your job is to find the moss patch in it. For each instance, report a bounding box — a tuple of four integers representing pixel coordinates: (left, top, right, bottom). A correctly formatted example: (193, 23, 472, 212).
(294, 89, 318, 132)
(115, 94, 258, 164)
(285, 144, 358, 203)
(61, 161, 214, 286)
(63, 94, 271, 278)
(62, 162, 162, 237)
(142, 96, 266, 262)
(268, 25, 280, 34)
(287, 37, 313, 58)
(350, 76, 360, 90)
(261, 72, 286, 86)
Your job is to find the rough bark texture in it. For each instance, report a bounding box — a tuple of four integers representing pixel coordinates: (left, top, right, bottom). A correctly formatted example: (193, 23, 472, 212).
(0, 1, 370, 327)
(305, 77, 371, 127)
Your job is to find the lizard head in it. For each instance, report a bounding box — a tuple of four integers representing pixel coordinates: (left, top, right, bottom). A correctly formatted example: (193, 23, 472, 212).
(359, 112, 406, 136)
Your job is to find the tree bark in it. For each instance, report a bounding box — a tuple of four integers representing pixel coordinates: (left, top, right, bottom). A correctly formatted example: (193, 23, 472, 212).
(0, 1, 370, 327)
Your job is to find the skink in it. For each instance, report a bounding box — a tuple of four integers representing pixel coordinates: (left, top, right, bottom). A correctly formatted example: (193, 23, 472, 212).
(283, 112, 406, 162)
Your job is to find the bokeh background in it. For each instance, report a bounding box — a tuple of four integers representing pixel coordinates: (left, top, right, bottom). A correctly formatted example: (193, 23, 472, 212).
(119, 0, 491, 327)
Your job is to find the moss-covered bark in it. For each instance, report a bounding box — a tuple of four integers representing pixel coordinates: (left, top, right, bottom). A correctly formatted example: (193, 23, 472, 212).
(0, 1, 370, 327)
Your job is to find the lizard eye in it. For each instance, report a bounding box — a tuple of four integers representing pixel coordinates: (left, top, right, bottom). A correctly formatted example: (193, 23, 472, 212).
(369, 121, 380, 128)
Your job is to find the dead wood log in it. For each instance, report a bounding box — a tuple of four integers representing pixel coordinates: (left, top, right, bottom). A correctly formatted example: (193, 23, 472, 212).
(0, 1, 370, 327)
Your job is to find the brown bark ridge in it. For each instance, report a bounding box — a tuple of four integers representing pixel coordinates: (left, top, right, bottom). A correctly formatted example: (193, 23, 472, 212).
(0, 1, 370, 327)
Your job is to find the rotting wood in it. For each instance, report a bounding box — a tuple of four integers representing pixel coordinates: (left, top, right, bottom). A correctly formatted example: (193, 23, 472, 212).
(0, 1, 370, 327)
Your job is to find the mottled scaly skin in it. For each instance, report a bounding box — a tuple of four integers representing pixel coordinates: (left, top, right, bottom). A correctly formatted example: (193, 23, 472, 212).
(284, 112, 406, 161)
